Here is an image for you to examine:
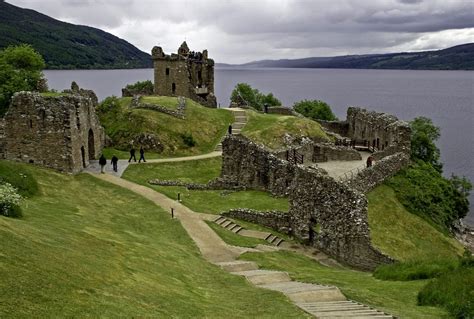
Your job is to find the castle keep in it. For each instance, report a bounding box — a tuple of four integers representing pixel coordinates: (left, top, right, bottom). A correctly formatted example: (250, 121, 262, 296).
(152, 41, 217, 107)
(1, 84, 105, 174)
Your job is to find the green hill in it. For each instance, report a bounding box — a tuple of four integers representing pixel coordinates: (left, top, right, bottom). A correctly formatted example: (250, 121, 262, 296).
(0, 1, 152, 69)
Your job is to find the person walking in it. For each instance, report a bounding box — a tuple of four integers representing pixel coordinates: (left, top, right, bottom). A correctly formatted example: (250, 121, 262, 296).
(99, 154, 107, 173)
(366, 155, 373, 168)
(129, 147, 136, 162)
(111, 155, 119, 172)
(139, 147, 146, 163)
(228, 124, 232, 135)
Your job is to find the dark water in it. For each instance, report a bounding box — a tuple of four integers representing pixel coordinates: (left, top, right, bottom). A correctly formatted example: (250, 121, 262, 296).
(44, 68, 474, 226)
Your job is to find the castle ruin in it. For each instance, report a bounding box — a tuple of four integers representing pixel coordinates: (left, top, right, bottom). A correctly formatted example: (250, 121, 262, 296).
(152, 41, 217, 108)
(0, 83, 105, 174)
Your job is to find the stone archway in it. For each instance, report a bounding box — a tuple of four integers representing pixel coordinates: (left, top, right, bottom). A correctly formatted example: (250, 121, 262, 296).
(88, 129, 95, 160)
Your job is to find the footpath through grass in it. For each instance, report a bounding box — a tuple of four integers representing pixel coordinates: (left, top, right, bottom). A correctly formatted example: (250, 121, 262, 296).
(241, 110, 330, 150)
(122, 157, 289, 214)
(0, 161, 306, 318)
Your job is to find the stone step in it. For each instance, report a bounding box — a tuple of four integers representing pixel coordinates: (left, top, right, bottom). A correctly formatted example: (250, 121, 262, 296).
(215, 217, 228, 225)
(261, 281, 346, 303)
(259, 281, 335, 294)
(232, 226, 243, 233)
(232, 270, 291, 285)
(221, 220, 233, 228)
(275, 238, 285, 246)
(239, 229, 272, 240)
(309, 310, 389, 318)
(266, 234, 277, 243)
(316, 315, 393, 319)
(226, 223, 238, 231)
(214, 216, 226, 224)
(232, 122, 246, 129)
(217, 260, 258, 272)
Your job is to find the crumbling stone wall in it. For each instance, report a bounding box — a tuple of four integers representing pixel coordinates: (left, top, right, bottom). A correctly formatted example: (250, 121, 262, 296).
(346, 152, 410, 193)
(130, 95, 186, 119)
(3, 87, 104, 174)
(222, 209, 291, 234)
(221, 135, 393, 270)
(152, 42, 217, 108)
(122, 86, 154, 97)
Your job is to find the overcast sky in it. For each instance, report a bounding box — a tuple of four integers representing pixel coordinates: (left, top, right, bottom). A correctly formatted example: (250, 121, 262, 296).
(8, 0, 474, 63)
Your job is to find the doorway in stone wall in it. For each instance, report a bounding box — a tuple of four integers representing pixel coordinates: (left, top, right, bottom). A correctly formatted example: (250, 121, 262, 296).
(308, 217, 320, 244)
(81, 146, 86, 168)
(88, 129, 95, 160)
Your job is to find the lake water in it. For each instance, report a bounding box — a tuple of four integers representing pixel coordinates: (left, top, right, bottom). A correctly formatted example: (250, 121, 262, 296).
(43, 67, 474, 226)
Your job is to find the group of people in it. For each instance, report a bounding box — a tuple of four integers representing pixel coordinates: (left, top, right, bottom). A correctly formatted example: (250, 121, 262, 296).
(98, 147, 146, 174)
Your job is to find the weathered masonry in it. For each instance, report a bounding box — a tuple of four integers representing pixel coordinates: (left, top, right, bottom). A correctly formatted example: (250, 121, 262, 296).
(1, 84, 105, 173)
(152, 41, 217, 107)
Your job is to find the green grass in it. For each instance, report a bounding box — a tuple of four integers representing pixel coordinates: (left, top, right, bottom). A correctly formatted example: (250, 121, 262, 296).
(0, 161, 306, 318)
(241, 251, 447, 319)
(206, 221, 268, 248)
(98, 96, 233, 157)
(374, 258, 459, 281)
(122, 158, 289, 214)
(140, 95, 179, 109)
(0, 160, 39, 196)
(418, 266, 474, 318)
(242, 110, 330, 150)
(367, 185, 463, 261)
(232, 218, 294, 243)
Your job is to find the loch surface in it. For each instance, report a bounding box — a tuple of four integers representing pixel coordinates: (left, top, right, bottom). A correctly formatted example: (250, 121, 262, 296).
(44, 67, 474, 226)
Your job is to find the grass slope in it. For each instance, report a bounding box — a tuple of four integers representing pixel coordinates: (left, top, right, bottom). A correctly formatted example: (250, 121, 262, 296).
(206, 221, 268, 248)
(0, 161, 305, 317)
(367, 185, 464, 261)
(99, 97, 233, 157)
(242, 251, 446, 318)
(242, 110, 330, 150)
(122, 157, 289, 214)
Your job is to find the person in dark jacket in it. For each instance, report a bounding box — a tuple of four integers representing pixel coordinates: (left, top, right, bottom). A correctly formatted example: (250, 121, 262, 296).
(366, 155, 373, 168)
(129, 148, 136, 162)
(99, 155, 107, 173)
(228, 124, 232, 135)
(111, 155, 119, 172)
(139, 147, 146, 163)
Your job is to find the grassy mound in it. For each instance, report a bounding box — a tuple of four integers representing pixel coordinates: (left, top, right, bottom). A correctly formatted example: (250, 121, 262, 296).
(122, 158, 289, 214)
(0, 161, 39, 197)
(367, 185, 463, 262)
(242, 110, 330, 150)
(98, 96, 233, 157)
(0, 161, 305, 317)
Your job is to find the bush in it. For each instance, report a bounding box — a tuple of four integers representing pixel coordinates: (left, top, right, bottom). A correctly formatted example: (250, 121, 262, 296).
(0, 182, 23, 218)
(124, 80, 154, 95)
(230, 83, 281, 111)
(97, 96, 121, 114)
(410, 117, 442, 172)
(374, 258, 459, 281)
(387, 161, 470, 233)
(0, 44, 46, 116)
(293, 99, 337, 121)
(0, 161, 39, 197)
(418, 266, 474, 318)
(181, 132, 196, 147)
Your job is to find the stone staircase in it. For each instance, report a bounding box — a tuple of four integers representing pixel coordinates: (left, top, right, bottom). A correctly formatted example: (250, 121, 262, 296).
(214, 216, 287, 247)
(215, 108, 247, 152)
(217, 260, 395, 318)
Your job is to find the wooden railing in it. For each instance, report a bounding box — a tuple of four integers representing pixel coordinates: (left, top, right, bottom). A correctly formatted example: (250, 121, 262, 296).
(286, 149, 304, 165)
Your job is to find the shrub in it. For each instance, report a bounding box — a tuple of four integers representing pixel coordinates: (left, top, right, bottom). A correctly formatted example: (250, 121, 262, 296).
(0, 161, 39, 197)
(418, 266, 474, 318)
(374, 258, 459, 281)
(230, 83, 281, 111)
(293, 99, 337, 121)
(387, 161, 471, 233)
(124, 80, 154, 95)
(0, 182, 23, 218)
(410, 117, 442, 172)
(181, 132, 196, 147)
(97, 96, 121, 114)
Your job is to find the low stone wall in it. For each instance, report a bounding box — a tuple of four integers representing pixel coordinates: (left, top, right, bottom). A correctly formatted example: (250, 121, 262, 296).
(148, 177, 247, 191)
(122, 86, 154, 97)
(221, 135, 394, 270)
(312, 143, 361, 162)
(267, 106, 294, 115)
(317, 120, 349, 136)
(347, 152, 410, 193)
(130, 95, 186, 119)
(222, 209, 291, 234)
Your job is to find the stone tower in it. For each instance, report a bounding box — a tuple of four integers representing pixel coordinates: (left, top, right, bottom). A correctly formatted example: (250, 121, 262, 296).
(152, 41, 217, 108)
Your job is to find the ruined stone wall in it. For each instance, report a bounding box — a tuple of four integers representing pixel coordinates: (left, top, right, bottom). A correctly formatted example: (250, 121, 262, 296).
(346, 107, 411, 154)
(221, 136, 295, 197)
(222, 209, 291, 234)
(311, 143, 361, 162)
(346, 152, 410, 194)
(220, 135, 393, 270)
(4, 91, 104, 173)
(317, 120, 349, 137)
(267, 106, 294, 115)
(152, 43, 216, 108)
